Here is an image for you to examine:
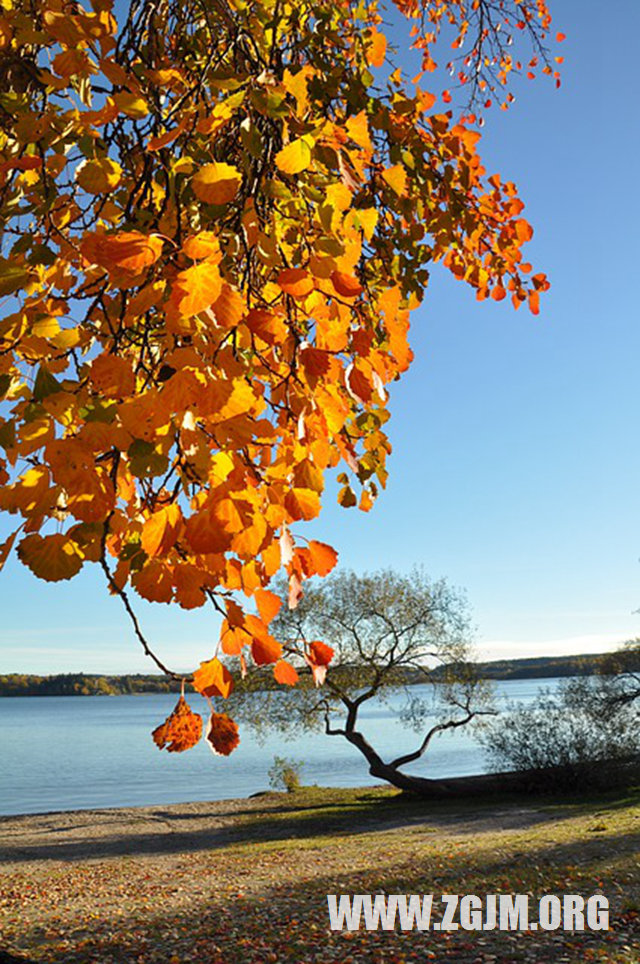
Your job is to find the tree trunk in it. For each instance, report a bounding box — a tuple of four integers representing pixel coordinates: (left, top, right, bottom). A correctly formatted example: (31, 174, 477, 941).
(367, 760, 457, 797)
(342, 728, 456, 797)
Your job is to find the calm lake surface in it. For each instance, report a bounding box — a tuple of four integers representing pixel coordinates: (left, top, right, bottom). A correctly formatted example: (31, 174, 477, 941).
(0, 678, 561, 816)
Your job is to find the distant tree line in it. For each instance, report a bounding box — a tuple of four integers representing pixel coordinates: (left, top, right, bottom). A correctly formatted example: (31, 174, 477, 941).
(0, 673, 182, 697)
(2, 648, 638, 698)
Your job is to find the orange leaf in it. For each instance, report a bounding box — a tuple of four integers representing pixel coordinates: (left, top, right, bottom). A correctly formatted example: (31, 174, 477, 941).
(168, 261, 223, 318)
(17, 533, 84, 582)
(367, 29, 387, 68)
(205, 711, 240, 756)
(147, 126, 182, 151)
(152, 695, 202, 752)
(277, 268, 314, 299)
(220, 622, 249, 655)
(274, 659, 299, 686)
(132, 560, 174, 602)
(192, 656, 234, 698)
(245, 308, 287, 344)
(345, 111, 373, 151)
(255, 587, 282, 624)
(89, 353, 135, 398)
(81, 231, 164, 273)
(192, 162, 241, 205)
(182, 231, 220, 260)
(284, 487, 321, 522)
(515, 218, 533, 243)
(306, 540, 338, 577)
(528, 289, 540, 315)
(140, 503, 182, 558)
(345, 363, 372, 405)
(209, 283, 245, 328)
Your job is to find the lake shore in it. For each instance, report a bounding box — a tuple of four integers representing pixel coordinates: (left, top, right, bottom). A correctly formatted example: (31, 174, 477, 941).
(0, 782, 554, 866)
(1, 785, 639, 963)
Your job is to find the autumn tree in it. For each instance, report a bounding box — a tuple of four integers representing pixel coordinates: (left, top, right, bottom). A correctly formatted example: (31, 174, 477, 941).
(0, 0, 562, 753)
(226, 568, 495, 795)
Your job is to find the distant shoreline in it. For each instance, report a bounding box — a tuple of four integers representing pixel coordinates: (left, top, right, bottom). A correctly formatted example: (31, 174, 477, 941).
(2, 650, 635, 696)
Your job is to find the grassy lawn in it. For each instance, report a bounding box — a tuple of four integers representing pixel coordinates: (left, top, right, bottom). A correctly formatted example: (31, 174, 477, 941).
(1, 785, 638, 963)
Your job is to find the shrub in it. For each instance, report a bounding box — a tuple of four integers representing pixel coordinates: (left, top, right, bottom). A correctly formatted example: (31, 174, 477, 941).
(478, 677, 640, 792)
(268, 756, 304, 793)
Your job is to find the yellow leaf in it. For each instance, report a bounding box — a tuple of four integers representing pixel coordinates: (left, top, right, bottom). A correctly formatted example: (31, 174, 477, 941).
(31, 316, 60, 338)
(113, 92, 149, 118)
(381, 164, 407, 196)
(345, 111, 373, 151)
(17, 533, 84, 582)
(192, 162, 242, 205)
(275, 138, 312, 175)
(350, 207, 378, 241)
(172, 157, 194, 175)
(76, 157, 122, 194)
(282, 66, 313, 114)
(50, 328, 81, 350)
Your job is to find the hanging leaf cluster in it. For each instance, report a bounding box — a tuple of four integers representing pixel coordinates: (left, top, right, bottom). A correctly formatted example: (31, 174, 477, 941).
(0, 0, 560, 751)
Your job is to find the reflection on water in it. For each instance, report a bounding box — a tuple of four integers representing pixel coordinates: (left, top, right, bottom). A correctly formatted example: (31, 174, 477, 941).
(0, 678, 560, 815)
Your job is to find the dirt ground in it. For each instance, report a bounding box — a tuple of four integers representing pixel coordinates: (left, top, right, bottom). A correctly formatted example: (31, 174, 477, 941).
(1, 787, 638, 963)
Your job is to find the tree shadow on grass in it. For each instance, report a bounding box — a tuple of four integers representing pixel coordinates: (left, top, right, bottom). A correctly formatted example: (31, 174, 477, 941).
(0, 789, 589, 864)
(4, 818, 639, 964)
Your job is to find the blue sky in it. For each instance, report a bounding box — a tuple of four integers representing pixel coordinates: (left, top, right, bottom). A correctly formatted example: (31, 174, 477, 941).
(1, 0, 638, 674)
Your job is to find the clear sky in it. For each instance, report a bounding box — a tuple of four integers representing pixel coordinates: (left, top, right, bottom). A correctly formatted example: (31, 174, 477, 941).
(1, 0, 638, 674)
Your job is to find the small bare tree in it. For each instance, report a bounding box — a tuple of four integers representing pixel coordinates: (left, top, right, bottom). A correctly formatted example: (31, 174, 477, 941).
(597, 639, 640, 709)
(228, 568, 494, 797)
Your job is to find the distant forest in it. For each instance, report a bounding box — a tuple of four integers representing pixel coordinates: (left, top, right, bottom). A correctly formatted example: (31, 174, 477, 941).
(2, 651, 638, 697)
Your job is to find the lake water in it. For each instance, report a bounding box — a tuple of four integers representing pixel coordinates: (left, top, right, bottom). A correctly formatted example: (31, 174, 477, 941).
(0, 679, 561, 816)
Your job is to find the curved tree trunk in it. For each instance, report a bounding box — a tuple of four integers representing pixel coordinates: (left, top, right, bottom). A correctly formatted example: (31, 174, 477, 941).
(343, 729, 457, 797)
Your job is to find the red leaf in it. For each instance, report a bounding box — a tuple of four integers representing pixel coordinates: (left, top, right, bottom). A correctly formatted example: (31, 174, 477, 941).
(152, 696, 202, 752)
(251, 634, 283, 665)
(205, 712, 240, 756)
